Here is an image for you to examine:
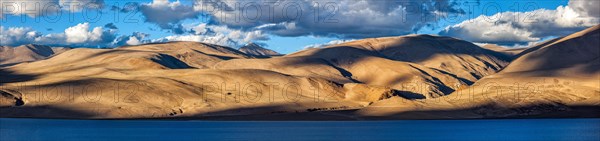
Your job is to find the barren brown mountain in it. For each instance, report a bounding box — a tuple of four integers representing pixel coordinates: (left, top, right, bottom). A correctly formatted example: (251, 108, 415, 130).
(0, 42, 355, 118)
(0, 44, 70, 67)
(358, 25, 600, 119)
(219, 35, 512, 98)
(238, 43, 282, 57)
(480, 44, 528, 58)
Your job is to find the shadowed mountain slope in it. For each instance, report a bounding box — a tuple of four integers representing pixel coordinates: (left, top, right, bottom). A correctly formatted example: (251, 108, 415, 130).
(239, 43, 282, 57)
(359, 25, 600, 119)
(0, 44, 70, 67)
(218, 35, 512, 98)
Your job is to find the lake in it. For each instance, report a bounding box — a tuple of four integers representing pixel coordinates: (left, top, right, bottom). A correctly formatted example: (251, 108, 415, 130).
(1, 118, 598, 141)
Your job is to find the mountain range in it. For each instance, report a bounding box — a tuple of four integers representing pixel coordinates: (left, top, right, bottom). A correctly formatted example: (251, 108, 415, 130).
(0, 25, 598, 120)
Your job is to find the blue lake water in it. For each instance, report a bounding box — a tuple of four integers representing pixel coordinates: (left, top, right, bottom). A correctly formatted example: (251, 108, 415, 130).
(0, 118, 599, 141)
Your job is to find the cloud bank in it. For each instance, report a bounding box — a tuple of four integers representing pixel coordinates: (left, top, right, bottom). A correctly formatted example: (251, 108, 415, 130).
(137, 0, 463, 38)
(139, 0, 200, 33)
(2, 0, 599, 49)
(0, 22, 147, 47)
(303, 39, 356, 49)
(152, 23, 269, 48)
(0, 0, 104, 18)
(439, 0, 600, 46)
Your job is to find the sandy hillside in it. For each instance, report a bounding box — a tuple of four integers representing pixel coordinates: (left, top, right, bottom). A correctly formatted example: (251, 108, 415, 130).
(0, 42, 370, 118)
(0, 44, 70, 67)
(218, 35, 512, 98)
(357, 25, 600, 119)
(122, 41, 253, 69)
(288, 35, 513, 80)
(238, 43, 282, 57)
(480, 44, 528, 57)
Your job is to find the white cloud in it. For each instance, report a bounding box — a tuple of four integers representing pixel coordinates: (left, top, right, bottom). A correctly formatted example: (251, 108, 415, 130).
(0, 0, 104, 18)
(204, 0, 463, 38)
(112, 32, 151, 46)
(34, 33, 66, 45)
(152, 23, 269, 47)
(568, 0, 600, 17)
(0, 26, 70, 46)
(0, 26, 40, 45)
(474, 41, 542, 49)
(439, 0, 600, 46)
(303, 39, 356, 49)
(59, 0, 104, 12)
(126, 36, 142, 45)
(65, 23, 103, 44)
(1, 21, 259, 48)
(140, 0, 462, 38)
(0, 0, 61, 18)
(139, 0, 200, 30)
(191, 23, 208, 35)
(0, 22, 139, 47)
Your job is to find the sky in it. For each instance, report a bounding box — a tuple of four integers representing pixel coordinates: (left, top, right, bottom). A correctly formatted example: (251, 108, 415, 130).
(0, 0, 598, 54)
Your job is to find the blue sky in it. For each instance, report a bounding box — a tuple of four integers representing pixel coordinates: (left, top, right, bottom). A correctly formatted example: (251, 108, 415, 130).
(1, 0, 597, 54)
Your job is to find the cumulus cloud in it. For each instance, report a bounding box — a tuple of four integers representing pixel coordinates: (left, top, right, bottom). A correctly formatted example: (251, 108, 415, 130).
(568, 0, 600, 17)
(59, 0, 104, 12)
(0, 0, 104, 18)
(152, 23, 269, 47)
(0, 26, 42, 46)
(139, 0, 200, 33)
(112, 32, 151, 46)
(126, 32, 150, 45)
(193, 0, 464, 38)
(65, 23, 104, 44)
(0, 0, 61, 18)
(126, 36, 142, 45)
(134, 0, 462, 38)
(439, 0, 600, 46)
(303, 39, 356, 49)
(0, 23, 145, 47)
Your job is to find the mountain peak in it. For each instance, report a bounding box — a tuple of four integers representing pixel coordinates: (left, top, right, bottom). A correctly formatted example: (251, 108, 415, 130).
(239, 43, 282, 57)
(243, 42, 261, 47)
(501, 24, 600, 74)
(0, 44, 71, 67)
